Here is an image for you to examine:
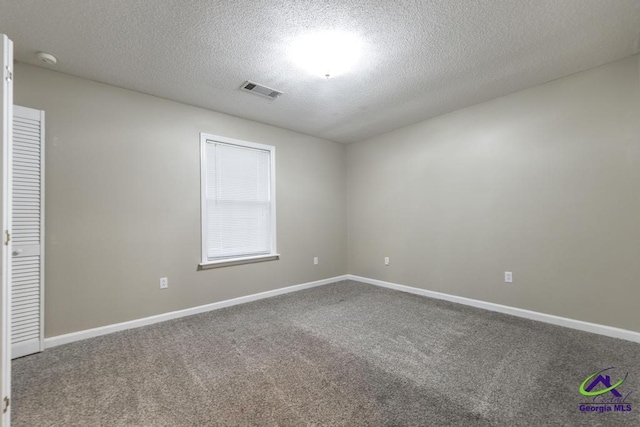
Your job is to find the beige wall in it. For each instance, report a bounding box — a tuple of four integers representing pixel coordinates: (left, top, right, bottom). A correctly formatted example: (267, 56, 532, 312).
(14, 63, 347, 337)
(13, 53, 640, 337)
(347, 54, 640, 332)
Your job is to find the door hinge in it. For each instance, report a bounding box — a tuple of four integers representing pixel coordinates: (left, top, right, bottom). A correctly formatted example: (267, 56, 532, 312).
(2, 396, 8, 413)
(4, 66, 11, 82)
(4, 230, 9, 245)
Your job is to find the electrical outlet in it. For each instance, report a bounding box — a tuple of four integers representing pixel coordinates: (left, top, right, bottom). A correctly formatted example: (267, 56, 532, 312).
(504, 272, 513, 283)
(160, 277, 168, 289)
(313, 257, 319, 265)
(384, 257, 390, 266)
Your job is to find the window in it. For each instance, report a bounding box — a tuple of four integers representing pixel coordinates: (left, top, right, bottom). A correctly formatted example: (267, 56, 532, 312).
(200, 133, 277, 268)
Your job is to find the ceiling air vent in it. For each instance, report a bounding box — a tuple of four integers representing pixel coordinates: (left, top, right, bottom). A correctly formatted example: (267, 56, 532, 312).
(240, 81, 283, 100)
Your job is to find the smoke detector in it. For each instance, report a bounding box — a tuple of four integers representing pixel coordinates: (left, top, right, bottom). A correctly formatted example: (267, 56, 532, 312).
(36, 52, 57, 65)
(240, 81, 283, 100)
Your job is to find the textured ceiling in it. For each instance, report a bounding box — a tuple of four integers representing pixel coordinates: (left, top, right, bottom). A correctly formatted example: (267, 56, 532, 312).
(1, 1, 640, 143)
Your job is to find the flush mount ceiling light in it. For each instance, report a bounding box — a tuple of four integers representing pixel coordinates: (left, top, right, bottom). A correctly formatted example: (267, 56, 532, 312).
(289, 31, 362, 79)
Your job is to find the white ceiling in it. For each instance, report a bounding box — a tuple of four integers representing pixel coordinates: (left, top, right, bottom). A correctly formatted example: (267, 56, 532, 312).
(1, 1, 640, 143)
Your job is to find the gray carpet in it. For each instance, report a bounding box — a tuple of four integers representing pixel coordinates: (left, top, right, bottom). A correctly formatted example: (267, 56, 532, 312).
(12, 280, 640, 426)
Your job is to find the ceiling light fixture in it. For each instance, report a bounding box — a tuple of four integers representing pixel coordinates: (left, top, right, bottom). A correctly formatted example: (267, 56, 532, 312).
(36, 51, 57, 65)
(289, 31, 362, 79)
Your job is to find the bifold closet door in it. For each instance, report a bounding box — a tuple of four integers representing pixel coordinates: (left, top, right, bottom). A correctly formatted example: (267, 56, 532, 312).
(11, 105, 44, 359)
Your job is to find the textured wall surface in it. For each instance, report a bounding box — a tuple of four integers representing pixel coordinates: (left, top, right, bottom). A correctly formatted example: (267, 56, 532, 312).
(14, 63, 347, 337)
(347, 54, 640, 332)
(2, 1, 640, 142)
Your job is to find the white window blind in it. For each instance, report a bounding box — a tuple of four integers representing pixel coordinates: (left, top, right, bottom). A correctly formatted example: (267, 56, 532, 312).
(201, 135, 276, 264)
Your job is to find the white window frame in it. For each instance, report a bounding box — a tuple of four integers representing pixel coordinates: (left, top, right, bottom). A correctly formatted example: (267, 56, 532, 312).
(199, 133, 278, 269)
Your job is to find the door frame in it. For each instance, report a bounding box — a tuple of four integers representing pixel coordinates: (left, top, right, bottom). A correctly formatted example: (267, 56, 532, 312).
(1, 33, 13, 426)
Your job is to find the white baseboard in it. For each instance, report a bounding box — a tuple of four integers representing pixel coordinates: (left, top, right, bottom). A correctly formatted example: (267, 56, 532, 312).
(347, 274, 640, 344)
(43, 273, 640, 349)
(45, 275, 349, 349)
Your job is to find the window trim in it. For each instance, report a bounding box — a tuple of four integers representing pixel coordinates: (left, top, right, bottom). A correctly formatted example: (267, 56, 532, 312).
(199, 133, 278, 268)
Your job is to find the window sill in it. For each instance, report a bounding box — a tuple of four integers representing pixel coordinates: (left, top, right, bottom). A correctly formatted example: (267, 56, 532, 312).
(198, 254, 280, 270)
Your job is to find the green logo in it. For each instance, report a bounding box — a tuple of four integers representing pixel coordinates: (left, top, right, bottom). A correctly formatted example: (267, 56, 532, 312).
(580, 367, 627, 397)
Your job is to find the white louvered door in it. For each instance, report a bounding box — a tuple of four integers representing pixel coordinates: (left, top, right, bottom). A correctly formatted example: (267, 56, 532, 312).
(11, 106, 44, 359)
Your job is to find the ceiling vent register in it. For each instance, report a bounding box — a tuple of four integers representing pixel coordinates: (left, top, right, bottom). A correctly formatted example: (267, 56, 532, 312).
(240, 81, 283, 100)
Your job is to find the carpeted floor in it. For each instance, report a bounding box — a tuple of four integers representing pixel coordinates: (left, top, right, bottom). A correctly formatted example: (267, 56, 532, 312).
(12, 280, 640, 426)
